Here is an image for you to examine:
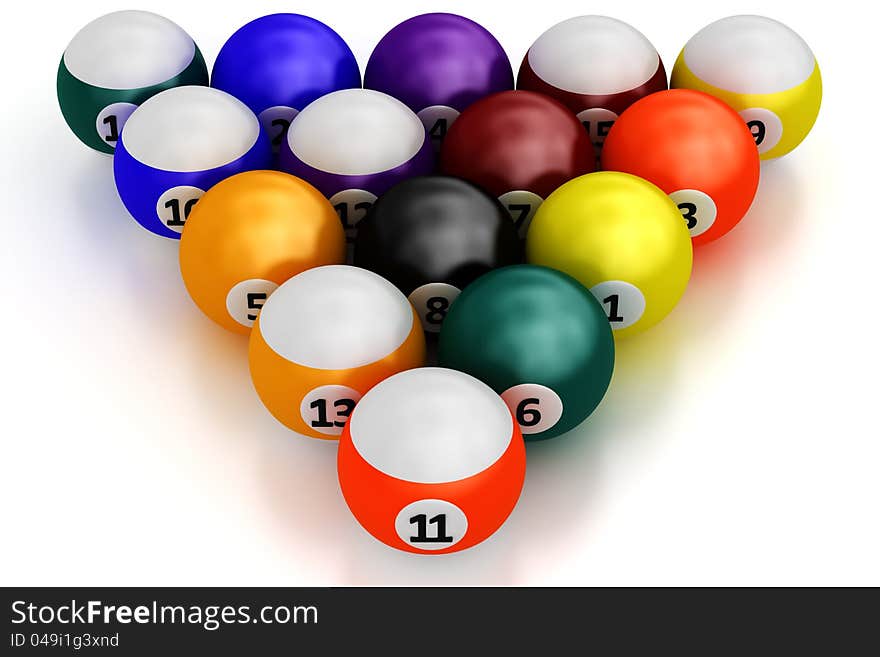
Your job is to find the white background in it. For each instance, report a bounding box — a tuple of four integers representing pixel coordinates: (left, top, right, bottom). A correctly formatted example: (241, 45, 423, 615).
(1, 0, 877, 586)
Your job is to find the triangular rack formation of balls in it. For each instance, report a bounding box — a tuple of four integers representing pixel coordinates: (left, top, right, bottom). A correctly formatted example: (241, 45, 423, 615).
(58, 11, 821, 555)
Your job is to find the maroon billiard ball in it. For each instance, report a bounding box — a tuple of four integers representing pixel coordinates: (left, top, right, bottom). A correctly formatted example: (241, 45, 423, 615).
(440, 90, 594, 236)
(517, 16, 667, 155)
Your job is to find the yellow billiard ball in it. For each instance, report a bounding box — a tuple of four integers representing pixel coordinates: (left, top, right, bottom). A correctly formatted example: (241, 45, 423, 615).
(671, 15, 821, 160)
(526, 172, 693, 338)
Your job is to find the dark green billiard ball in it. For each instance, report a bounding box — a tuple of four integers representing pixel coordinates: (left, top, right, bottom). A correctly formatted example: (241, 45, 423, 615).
(57, 11, 208, 154)
(438, 265, 614, 440)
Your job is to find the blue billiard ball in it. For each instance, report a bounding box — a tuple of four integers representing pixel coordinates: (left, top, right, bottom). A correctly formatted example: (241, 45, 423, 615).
(211, 14, 361, 154)
(113, 86, 273, 239)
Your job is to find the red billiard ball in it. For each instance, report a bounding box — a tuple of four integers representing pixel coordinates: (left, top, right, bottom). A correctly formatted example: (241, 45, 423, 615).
(602, 89, 760, 245)
(441, 90, 594, 236)
(338, 367, 526, 554)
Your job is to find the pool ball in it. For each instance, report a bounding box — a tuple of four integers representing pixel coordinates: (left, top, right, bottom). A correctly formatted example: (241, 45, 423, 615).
(671, 15, 822, 160)
(179, 171, 345, 333)
(249, 266, 425, 439)
(353, 176, 521, 333)
(440, 90, 594, 236)
(364, 13, 514, 152)
(279, 89, 434, 250)
(114, 86, 272, 239)
(57, 10, 208, 154)
(439, 266, 614, 440)
(211, 14, 360, 155)
(526, 172, 692, 338)
(602, 90, 760, 246)
(338, 367, 525, 554)
(517, 15, 667, 154)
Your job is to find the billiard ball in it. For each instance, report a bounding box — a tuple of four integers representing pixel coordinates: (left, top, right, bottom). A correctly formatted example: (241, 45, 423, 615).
(671, 15, 822, 160)
(439, 266, 614, 440)
(364, 13, 514, 152)
(338, 367, 525, 554)
(57, 10, 208, 154)
(179, 171, 345, 333)
(517, 15, 667, 154)
(211, 14, 360, 155)
(602, 90, 760, 246)
(114, 86, 272, 239)
(249, 266, 425, 438)
(440, 90, 594, 236)
(353, 176, 521, 333)
(526, 172, 692, 338)
(279, 89, 434, 250)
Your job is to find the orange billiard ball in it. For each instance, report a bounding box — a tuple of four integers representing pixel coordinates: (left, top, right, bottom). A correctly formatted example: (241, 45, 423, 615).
(338, 367, 526, 554)
(601, 89, 760, 246)
(249, 265, 425, 439)
(179, 170, 345, 333)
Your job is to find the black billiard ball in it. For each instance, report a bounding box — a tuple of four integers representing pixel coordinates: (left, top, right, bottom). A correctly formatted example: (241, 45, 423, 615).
(353, 176, 522, 333)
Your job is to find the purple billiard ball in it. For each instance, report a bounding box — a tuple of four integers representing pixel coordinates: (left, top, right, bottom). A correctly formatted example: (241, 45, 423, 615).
(279, 89, 433, 252)
(364, 13, 514, 152)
